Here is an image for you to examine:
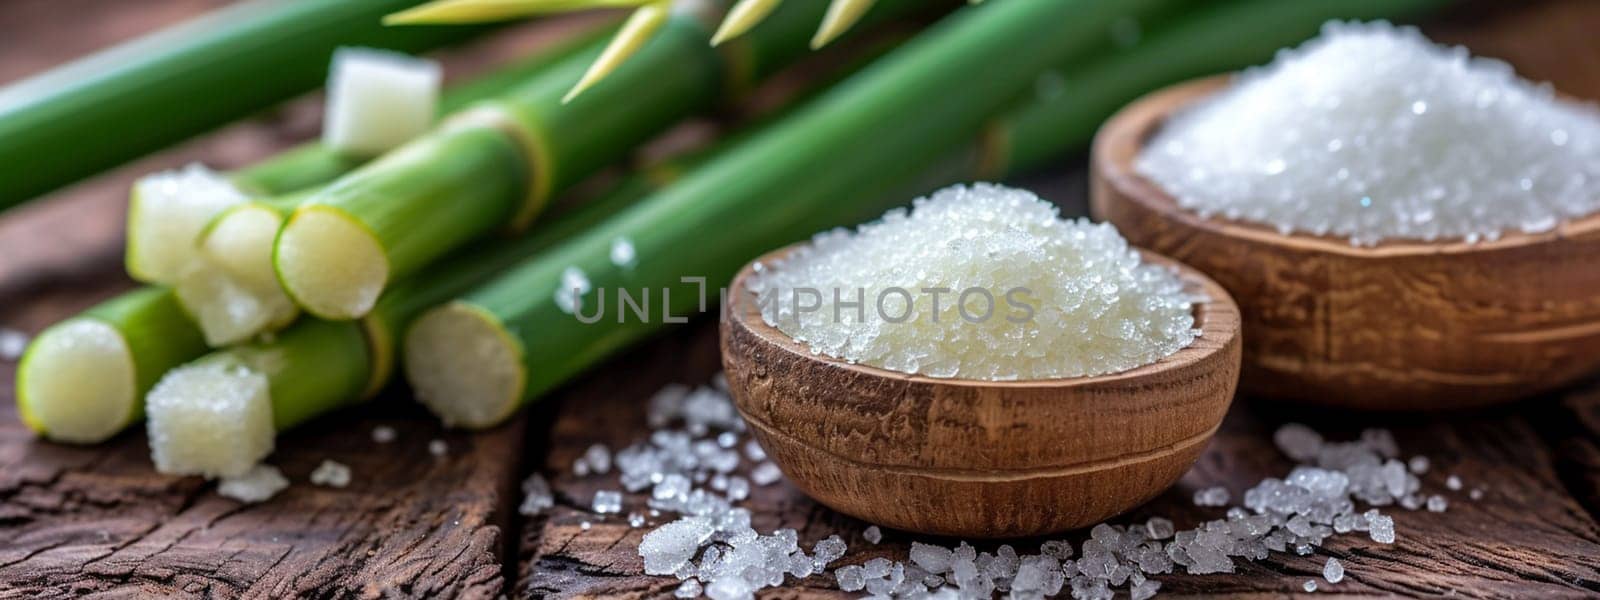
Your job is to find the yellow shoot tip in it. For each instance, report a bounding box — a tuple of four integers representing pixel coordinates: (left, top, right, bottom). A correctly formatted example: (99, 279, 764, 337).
(385, 0, 651, 25)
(810, 0, 876, 49)
(710, 0, 782, 46)
(563, 2, 670, 103)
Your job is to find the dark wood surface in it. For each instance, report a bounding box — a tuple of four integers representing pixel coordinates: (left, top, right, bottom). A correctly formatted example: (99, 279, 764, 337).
(2, 1, 1599, 598)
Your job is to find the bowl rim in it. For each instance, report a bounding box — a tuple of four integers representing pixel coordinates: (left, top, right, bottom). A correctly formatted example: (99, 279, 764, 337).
(1097, 75, 1600, 260)
(726, 242, 1241, 391)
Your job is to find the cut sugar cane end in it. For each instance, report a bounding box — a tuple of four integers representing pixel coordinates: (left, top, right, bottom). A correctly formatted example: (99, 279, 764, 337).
(178, 204, 299, 345)
(403, 302, 524, 428)
(323, 48, 441, 156)
(145, 359, 275, 479)
(275, 205, 390, 320)
(174, 259, 298, 346)
(125, 164, 248, 284)
(16, 319, 137, 443)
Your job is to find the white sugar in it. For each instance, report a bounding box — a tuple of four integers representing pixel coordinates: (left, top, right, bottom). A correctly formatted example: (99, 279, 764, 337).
(428, 439, 448, 457)
(217, 464, 289, 503)
(593, 490, 623, 514)
(554, 266, 592, 314)
(585, 443, 612, 474)
(610, 237, 637, 268)
(1304, 579, 1318, 592)
(751, 184, 1197, 380)
(863, 525, 882, 544)
(371, 425, 397, 443)
(1193, 486, 1230, 507)
(519, 474, 554, 516)
(1324, 557, 1345, 583)
(309, 459, 352, 488)
(1138, 21, 1600, 245)
(749, 462, 782, 486)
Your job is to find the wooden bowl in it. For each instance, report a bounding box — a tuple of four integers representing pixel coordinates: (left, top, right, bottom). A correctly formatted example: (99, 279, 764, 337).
(1092, 76, 1600, 410)
(719, 245, 1241, 538)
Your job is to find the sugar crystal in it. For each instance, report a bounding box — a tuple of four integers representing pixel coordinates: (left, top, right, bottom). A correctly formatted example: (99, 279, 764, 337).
(217, 464, 288, 503)
(1324, 557, 1345, 583)
(371, 425, 397, 443)
(593, 490, 623, 514)
(309, 459, 352, 488)
(863, 525, 882, 544)
(750, 462, 782, 486)
(519, 474, 553, 516)
(750, 183, 1197, 380)
(1137, 22, 1600, 245)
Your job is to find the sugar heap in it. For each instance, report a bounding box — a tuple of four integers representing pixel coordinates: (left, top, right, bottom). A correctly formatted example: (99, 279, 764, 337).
(529, 373, 1476, 599)
(1137, 21, 1600, 246)
(748, 183, 1199, 380)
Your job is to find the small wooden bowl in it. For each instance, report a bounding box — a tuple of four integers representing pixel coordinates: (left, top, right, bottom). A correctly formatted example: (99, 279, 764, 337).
(719, 245, 1241, 538)
(1092, 76, 1600, 410)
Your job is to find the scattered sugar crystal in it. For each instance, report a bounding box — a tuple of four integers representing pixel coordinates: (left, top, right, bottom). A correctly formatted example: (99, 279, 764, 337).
(428, 439, 448, 457)
(573, 456, 591, 477)
(1193, 486, 1231, 507)
(217, 464, 289, 503)
(863, 525, 882, 544)
(593, 490, 623, 514)
(1368, 513, 1396, 543)
(835, 565, 866, 591)
(1040, 540, 1075, 559)
(1304, 579, 1318, 592)
(1273, 423, 1324, 461)
(1407, 455, 1429, 474)
(749, 183, 1198, 380)
(520, 474, 553, 516)
(371, 425, 397, 443)
(554, 266, 591, 314)
(750, 462, 782, 486)
(585, 444, 612, 474)
(723, 476, 749, 502)
(0, 328, 28, 361)
(910, 542, 954, 573)
(309, 459, 352, 488)
(1137, 21, 1600, 245)
(1470, 488, 1485, 500)
(1426, 495, 1448, 512)
(743, 440, 767, 462)
(674, 579, 701, 598)
(629, 512, 646, 527)
(581, 521, 591, 531)
(1130, 579, 1161, 600)
(1446, 475, 1462, 490)
(610, 237, 637, 268)
(1324, 557, 1345, 583)
(1145, 517, 1176, 539)
(812, 535, 847, 568)
(640, 517, 715, 575)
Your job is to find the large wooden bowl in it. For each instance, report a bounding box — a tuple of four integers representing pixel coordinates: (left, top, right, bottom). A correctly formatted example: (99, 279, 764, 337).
(719, 245, 1241, 538)
(1092, 76, 1600, 410)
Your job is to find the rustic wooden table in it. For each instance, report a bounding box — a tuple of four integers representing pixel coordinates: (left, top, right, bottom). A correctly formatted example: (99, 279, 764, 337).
(2, 1, 1598, 598)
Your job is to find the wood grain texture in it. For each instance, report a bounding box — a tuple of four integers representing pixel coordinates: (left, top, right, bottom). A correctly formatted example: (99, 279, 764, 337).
(1091, 76, 1600, 410)
(719, 245, 1241, 537)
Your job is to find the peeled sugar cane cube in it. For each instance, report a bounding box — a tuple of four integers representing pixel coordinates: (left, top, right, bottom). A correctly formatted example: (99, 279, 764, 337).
(323, 47, 441, 156)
